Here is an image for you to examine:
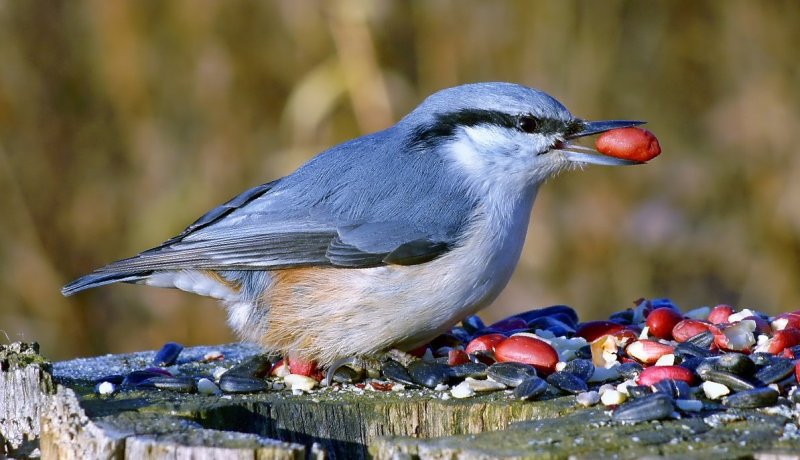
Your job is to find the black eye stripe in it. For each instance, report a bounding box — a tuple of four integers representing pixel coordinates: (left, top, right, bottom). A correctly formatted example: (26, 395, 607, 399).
(410, 109, 574, 148)
(431, 109, 519, 133)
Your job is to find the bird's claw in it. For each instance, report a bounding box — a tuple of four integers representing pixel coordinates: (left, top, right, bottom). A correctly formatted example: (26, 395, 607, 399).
(323, 348, 418, 386)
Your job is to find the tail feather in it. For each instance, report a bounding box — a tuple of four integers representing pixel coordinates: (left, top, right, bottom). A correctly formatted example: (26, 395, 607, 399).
(61, 271, 152, 296)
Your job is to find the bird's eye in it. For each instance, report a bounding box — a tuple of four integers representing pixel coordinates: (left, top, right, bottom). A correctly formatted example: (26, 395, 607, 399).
(517, 115, 539, 134)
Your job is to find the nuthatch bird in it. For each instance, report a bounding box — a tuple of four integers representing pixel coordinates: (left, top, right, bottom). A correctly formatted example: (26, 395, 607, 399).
(63, 82, 644, 368)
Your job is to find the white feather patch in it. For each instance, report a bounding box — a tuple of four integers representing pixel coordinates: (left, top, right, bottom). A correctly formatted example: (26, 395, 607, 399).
(145, 271, 238, 301)
(226, 301, 254, 332)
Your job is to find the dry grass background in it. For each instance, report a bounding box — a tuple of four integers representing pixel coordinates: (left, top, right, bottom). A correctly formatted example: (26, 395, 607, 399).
(1, 0, 799, 360)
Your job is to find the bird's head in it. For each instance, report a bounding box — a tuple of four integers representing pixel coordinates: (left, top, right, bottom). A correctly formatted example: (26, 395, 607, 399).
(402, 82, 643, 195)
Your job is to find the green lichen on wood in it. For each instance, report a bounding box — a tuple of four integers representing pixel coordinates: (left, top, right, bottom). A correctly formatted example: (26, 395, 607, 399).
(0, 342, 51, 372)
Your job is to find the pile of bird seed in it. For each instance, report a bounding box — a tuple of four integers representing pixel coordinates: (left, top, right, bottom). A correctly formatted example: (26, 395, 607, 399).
(91, 298, 800, 424)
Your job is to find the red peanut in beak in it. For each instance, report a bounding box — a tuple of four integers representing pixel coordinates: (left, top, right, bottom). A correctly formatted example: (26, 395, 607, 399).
(595, 127, 661, 162)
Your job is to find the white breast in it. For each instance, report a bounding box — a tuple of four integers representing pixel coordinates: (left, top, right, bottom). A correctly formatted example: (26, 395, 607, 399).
(343, 183, 539, 350)
(423, 187, 538, 313)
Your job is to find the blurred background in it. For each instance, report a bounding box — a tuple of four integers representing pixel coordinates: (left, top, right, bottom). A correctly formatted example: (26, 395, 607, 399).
(1, 0, 799, 360)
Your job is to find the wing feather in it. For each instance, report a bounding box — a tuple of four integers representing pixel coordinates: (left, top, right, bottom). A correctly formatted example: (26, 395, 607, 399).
(63, 130, 475, 296)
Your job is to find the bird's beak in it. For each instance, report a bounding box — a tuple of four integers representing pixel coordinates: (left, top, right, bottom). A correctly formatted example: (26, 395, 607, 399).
(558, 119, 645, 166)
(567, 120, 645, 139)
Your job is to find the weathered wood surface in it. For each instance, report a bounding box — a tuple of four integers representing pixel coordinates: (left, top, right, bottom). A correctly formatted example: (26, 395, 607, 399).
(3, 343, 307, 459)
(38, 384, 307, 460)
(3, 341, 800, 459)
(372, 407, 800, 459)
(45, 342, 574, 458)
(0, 342, 54, 458)
(3, 342, 575, 458)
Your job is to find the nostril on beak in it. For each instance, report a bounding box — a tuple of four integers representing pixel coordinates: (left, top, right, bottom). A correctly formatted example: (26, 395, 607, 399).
(552, 140, 566, 150)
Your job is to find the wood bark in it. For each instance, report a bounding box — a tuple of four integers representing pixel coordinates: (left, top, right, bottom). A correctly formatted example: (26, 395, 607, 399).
(0, 343, 54, 457)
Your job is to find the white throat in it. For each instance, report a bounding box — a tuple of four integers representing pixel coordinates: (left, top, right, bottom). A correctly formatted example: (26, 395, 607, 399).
(445, 125, 562, 199)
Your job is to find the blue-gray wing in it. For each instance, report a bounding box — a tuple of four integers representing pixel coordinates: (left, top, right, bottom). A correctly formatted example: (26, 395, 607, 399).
(62, 179, 463, 295)
(99, 218, 452, 272)
(63, 125, 478, 296)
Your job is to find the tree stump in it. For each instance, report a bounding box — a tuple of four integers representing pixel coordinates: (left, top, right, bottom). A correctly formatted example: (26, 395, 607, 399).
(3, 341, 800, 459)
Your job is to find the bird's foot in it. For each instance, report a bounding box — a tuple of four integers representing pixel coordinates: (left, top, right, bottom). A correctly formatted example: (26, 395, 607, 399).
(323, 349, 418, 386)
(324, 356, 368, 386)
(381, 348, 418, 367)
